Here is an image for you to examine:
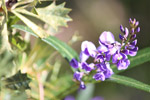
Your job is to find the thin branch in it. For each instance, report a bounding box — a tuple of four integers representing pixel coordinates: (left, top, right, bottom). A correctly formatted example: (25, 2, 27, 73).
(37, 73, 44, 100)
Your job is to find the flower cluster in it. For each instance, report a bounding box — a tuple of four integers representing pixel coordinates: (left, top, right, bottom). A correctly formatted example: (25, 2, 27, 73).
(70, 18, 140, 89)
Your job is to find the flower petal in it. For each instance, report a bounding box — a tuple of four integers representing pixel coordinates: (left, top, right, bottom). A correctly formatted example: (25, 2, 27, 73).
(73, 71, 83, 81)
(70, 58, 79, 69)
(99, 31, 115, 45)
(80, 51, 89, 62)
(93, 72, 105, 81)
(81, 41, 96, 57)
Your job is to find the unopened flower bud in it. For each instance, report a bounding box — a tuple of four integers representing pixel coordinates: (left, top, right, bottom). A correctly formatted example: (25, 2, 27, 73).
(130, 39, 137, 46)
(135, 21, 139, 27)
(131, 47, 138, 52)
(131, 34, 136, 40)
(120, 25, 124, 33)
(80, 81, 86, 89)
(129, 18, 132, 24)
(124, 27, 129, 38)
(136, 27, 140, 33)
(133, 18, 136, 25)
(131, 28, 134, 34)
(119, 34, 124, 40)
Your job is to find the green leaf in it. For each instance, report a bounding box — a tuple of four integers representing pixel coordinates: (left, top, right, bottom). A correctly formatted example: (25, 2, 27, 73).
(3, 71, 31, 91)
(112, 47, 150, 74)
(11, 10, 49, 38)
(109, 74, 150, 93)
(36, 2, 72, 31)
(42, 36, 79, 61)
(76, 84, 95, 100)
(12, 25, 79, 62)
(14, 2, 72, 32)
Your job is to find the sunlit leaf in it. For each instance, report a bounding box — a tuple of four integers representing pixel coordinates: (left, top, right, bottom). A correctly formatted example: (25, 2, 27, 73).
(14, 2, 72, 32)
(109, 74, 150, 93)
(36, 2, 72, 31)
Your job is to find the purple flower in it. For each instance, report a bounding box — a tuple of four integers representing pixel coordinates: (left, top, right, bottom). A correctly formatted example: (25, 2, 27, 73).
(130, 39, 137, 46)
(81, 62, 94, 72)
(125, 40, 138, 56)
(70, 58, 79, 69)
(112, 52, 126, 64)
(95, 54, 105, 63)
(99, 31, 121, 55)
(132, 34, 137, 39)
(117, 59, 130, 70)
(119, 34, 124, 40)
(128, 47, 138, 56)
(135, 21, 139, 27)
(124, 27, 129, 38)
(104, 52, 111, 61)
(81, 41, 97, 58)
(108, 41, 121, 55)
(80, 51, 89, 62)
(96, 63, 106, 71)
(112, 52, 130, 70)
(121, 49, 129, 55)
(80, 81, 86, 89)
(120, 25, 124, 33)
(74, 71, 83, 81)
(99, 31, 115, 47)
(93, 72, 105, 81)
(97, 45, 108, 53)
(96, 62, 113, 79)
(136, 27, 140, 33)
(69, 18, 140, 89)
(103, 63, 113, 78)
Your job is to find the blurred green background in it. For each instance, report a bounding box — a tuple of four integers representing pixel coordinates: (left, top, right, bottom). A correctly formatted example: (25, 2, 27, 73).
(55, 0, 150, 100)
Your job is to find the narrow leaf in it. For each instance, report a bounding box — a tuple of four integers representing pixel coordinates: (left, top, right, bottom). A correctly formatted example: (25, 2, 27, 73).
(12, 25, 79, 62)
(42, 36, 79, 61)
(109, 74, 150, 93)
(112, 47, 150, 74)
